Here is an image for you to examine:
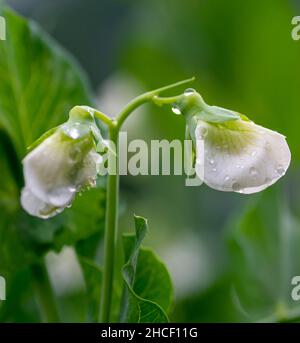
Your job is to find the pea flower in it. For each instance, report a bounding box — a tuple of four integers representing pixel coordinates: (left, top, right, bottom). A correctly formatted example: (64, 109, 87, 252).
(21, 106, 103, 218)
(178, 89, 291, 193)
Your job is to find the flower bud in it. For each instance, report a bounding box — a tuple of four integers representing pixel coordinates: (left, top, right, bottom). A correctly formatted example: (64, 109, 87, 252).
(182, 92, 291, 194)
(21, 106, 104, 218)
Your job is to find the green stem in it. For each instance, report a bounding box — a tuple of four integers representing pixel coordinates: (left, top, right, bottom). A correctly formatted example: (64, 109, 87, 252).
(99, 125, 119, 323)
(99, 77, 194, 322)
(31, 261, 60, 323)
(152, 95, 183, 106)
(93, 109, 114, 128)
(116, 77, 195, 129)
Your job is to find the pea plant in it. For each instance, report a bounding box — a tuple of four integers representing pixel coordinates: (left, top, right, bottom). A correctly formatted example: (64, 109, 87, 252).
(0, 8, 292, 323)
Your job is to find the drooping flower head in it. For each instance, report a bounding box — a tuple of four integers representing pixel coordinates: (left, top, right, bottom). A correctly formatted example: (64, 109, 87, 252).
(21, 106, 104, 218)
(175, 89, 291, 193)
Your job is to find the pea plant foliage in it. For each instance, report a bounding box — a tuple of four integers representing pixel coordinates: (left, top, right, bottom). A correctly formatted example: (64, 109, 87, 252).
(0, 7, 291, 323)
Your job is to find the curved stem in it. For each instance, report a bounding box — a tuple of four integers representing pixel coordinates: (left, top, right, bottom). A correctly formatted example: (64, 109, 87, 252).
(93, 109, 114, 128)
(152, 95, 183, 106)
(116, 77, 195, 129)
(98, 77, 194, 322)
(99, 126, 119, 323)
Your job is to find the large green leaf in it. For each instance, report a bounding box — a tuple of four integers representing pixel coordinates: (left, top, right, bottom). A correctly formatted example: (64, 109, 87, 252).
(0, 7, 92, 157)
(228, 188, 300, 322)
(120, 215, 173, 323)
(0, 7, 105, 276)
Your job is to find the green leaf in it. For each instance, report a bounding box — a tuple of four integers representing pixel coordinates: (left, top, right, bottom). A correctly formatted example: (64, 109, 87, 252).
(120, 215, 173, 323)
(78, 257, 102, 323)
(0, 7, 105, 278)
(228, 188, 300, 322)
(0, 7, 92, 157)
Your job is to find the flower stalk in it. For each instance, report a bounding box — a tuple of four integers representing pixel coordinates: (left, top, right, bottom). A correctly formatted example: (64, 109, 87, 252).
(99, 125, 119, 323)
(98, 77, 195, 322)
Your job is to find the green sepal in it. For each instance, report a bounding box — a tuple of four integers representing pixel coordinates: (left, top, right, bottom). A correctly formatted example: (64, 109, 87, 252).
(26, 125, 61, 152)
(177, 91, 240, 123)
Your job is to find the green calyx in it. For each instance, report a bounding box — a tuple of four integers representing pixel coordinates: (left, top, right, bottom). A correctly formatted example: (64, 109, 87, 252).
(175, 89, 240, 124)
(27, 106, 104, 153)
(69, 105, 95, 123)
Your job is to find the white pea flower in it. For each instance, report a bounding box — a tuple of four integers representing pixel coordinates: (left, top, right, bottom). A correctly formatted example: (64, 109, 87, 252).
(180, 90, 291, 194)
(21, 106, 103, 218)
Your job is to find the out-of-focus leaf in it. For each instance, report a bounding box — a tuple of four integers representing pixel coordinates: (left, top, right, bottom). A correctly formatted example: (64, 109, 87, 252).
(78, 257, 102, 323)
(228, 188, 300, 322)
(0, 7, 92, 157)
(120, 215, 173, 323)
(78, 254, 122, 323)
(0, 7, 105, 279)
(172, 275, 242, 323)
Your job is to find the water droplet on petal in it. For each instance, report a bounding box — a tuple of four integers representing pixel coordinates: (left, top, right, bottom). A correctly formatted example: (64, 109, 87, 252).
(265, 177, 271, 183)
(184, 88, 196, 95)
(209, 158, 214, 165)
(63, 122, 82, 139)
(69, 128, 80, 139)
(172, 105, 181, 115)
(276, 165, 285, 175)
(251, 151, 257, 157)
(232, 182, 241, 192)
(68, 186, 77, 193)
(224, 175, 230, 182)
(249, 167, 258, 176)
(197, 127, 208, 139)
(212, 167, 217, 172)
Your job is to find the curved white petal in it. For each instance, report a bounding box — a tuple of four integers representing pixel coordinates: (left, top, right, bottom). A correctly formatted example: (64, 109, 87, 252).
(23, 132, 79, 207)
(195, 119, 291, 194)
(75, 150, 103, 188)
(22, 131, 101, 213)
(21, 188, 64, 219)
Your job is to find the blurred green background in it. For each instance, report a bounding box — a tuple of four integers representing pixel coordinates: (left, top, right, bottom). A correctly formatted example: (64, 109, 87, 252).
(1, 0, 300, 322)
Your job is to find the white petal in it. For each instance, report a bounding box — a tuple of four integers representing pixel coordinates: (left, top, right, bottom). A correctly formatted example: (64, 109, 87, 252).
(21, 188, 64, 219)
(195, 119, 291, 194)
(75, 150, 103, 188)
(23, 132, 78, 207)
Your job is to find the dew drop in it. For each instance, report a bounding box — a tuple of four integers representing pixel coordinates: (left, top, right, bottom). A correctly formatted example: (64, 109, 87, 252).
(65, 122, 82, 139)
(68, 186, 77, 193)
(172, 105, 181, 115)
(276, 165, 285, 175)
(197, 127, 208, 139)
(209, 158, 214, 165)
(232, 182, 241, 192)
(69, 128, 80, 139)
(251, 150, 257, 157)
(224, 175, 230, 182)
(249, 167, 258, 176)
(184, 88, 196, 95)
(212, 167, 217, 172)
